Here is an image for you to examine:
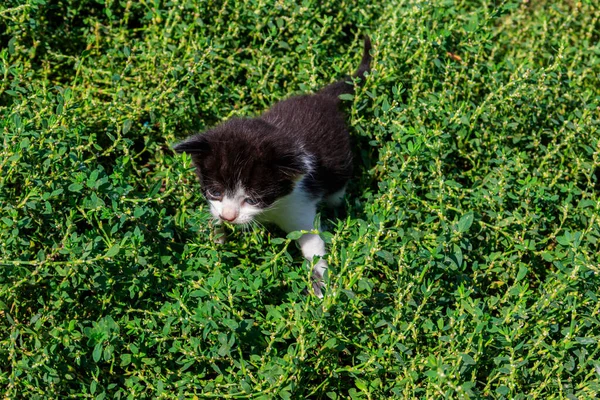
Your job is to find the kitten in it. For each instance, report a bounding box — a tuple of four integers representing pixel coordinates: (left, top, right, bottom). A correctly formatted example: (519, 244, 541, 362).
(174, 36, 372, 297)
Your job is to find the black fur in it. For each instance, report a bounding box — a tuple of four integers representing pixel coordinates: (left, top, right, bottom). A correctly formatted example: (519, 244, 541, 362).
(174, 36, 372, 208)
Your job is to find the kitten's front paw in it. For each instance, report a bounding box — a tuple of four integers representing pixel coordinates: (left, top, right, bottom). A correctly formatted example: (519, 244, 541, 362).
(312, 279, 325, 298)
(311, 258, 328, 298)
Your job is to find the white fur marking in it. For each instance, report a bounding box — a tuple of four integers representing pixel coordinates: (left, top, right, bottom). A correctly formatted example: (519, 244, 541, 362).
(298, 233, 326, 259)
(300, 152, 315, 175)
(209, 186, 262, 224)
(258, 177, 317, 232)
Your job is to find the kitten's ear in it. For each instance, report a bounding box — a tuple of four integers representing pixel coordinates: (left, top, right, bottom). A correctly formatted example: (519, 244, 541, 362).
(173, 135, 210, 154)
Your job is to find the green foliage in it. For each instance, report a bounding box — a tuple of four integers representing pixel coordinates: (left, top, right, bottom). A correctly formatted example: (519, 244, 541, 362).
(1, 0, 599, 398)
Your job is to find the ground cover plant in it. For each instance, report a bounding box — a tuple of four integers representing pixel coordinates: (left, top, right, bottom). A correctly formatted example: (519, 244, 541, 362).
(1, 0, 599, 398)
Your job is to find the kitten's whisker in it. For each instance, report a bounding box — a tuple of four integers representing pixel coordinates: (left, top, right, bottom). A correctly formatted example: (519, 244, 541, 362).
(261, 203, 281, 213)
(252, 219, 266, 231)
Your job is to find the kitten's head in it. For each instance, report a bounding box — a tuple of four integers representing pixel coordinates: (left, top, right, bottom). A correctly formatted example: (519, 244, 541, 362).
(174, 118, 309, 224)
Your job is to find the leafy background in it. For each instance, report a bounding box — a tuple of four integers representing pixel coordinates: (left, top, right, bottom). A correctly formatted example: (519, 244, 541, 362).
(1, 0, 599, 398)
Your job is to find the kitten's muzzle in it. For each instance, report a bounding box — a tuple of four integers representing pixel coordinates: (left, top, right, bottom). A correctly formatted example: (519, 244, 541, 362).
(219, 214, 236, 222)
(219, 207, 239, 222)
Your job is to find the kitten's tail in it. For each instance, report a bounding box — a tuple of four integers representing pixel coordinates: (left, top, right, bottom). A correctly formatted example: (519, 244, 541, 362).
(319, 35, 372, 100)
(354, 35, 372, 79)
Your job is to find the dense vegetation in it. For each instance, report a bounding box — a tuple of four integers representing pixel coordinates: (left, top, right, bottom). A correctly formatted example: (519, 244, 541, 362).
(1, 0, 599, 398)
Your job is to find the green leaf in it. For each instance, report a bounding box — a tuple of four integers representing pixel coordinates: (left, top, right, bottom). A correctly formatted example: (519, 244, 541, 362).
(575, 337, 596, 345)
(496, 386, 509, 395)
(355, 379, 368, 392)
(68, 183, 83, 192)
(122, 119, 132, 135)
(376, 250, 394, 264)
(120, 353, 132, 367)
(452, 243, 463, 268)
(12, 113, 21, 129)
(286, 231, 303, 240)
(382, 98, 390, 112)
(457, 212, 474, 233)
(241, 380, 252, 393)
(323, 338, 337, 349)
(461, 353, 476, 365)
(516, 265, 528, 281)
(105, 244, 120, 258)
(19, 138, 30, 149)
(92, 343, 102, 362)
(578, 199, 596, 208)
(556, 235, 570, 246)
(279, 390, 291, 400)
(339, 93, 354, 101)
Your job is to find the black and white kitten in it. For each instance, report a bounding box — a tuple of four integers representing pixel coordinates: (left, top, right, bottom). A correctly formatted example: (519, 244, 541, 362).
(174, 37, 372, 297)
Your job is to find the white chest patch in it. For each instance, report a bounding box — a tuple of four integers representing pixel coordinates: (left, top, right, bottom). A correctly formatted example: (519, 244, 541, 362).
(257, 181, 319, 233)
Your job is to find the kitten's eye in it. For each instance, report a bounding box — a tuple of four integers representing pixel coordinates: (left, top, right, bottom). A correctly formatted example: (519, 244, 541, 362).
(206, 189, 222, 200)
(244, 197, 258, 206)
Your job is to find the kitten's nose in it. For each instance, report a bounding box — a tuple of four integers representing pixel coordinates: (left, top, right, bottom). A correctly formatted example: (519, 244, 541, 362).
(220, 208, 238, 222)
(220, 214, 236, 222)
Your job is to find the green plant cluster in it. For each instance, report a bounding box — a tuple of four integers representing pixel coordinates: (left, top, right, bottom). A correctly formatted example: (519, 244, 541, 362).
(1, 0, 599, 398)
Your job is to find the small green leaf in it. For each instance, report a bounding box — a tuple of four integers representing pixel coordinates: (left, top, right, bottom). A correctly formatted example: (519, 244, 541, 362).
(12, 113, 21, 129)
(556, 235, 570, 246)
(452, 243, 463, 268)
(241, 380, 252, 393)
(575, 337, 596, 345)
(382, 98, 390, 112)
(376, 250, 394, 264)
(122, 119, 132, 135)
(516, 265, 528, 281)
(339, 93, 354, 101)
(279, 390, 291, 400)
(120, 354, 131, 367)
(496, 386, 509, 395)
(457, 212, 474, 233)
(92, 343, 102, 362)
(286, 231, 303, 240)
(323, 338, 337, 349)
(105, 244, 120, 258)
(461, 353, 476, 365)
(68, 183, 83, 192)
(133, 207, 145, 218)
(578, 199, 596, 208)
(355, 379, 368, 392)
